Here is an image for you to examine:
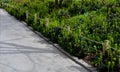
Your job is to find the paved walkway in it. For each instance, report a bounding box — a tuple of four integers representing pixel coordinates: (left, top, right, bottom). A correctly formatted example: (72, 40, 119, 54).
(0, 9, 88, 72)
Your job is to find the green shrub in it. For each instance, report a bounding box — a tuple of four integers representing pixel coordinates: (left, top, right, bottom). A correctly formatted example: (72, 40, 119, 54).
(2, 0, 120, 72)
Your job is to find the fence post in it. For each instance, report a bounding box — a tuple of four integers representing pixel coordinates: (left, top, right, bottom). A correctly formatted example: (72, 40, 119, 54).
(34, 13, 37, 24)
(67, 26, 71, 32)
(46, 18, 49, 27)
(26, 10, 29, 19)
(103, 40, 110, 54)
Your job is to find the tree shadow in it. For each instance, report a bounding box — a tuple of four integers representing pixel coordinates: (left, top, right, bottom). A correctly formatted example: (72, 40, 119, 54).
(0, 41, 58, 54)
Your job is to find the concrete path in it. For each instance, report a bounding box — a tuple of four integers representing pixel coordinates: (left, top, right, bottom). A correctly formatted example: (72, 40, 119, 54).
(0, 8, 88, 72)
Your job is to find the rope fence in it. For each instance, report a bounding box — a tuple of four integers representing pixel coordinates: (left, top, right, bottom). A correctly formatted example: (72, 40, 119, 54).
(1, 2, 118, 52)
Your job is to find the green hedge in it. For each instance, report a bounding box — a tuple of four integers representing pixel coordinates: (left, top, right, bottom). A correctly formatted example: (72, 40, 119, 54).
(1, 0, 120, 72)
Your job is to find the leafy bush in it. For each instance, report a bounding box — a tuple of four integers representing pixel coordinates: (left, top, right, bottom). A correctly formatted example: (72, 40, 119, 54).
(1, 0, 120, 72)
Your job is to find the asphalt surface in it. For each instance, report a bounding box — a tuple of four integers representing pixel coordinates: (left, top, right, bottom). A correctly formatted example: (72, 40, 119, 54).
(0, 8, 88, 72)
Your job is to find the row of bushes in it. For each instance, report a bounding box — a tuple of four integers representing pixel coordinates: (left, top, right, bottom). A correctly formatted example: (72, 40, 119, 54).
(1, 0, 120, 72)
